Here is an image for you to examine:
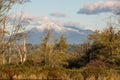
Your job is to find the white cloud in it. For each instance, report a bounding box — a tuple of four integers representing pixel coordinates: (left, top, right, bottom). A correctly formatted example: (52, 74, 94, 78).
(9, 13, 94, 31)
(77, 0, 120, 15)
(50, 12, 67, 18)
(9, 13, 41, 26)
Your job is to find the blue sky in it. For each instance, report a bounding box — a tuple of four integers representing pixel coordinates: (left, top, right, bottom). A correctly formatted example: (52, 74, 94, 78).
(11, 0, 120, 30)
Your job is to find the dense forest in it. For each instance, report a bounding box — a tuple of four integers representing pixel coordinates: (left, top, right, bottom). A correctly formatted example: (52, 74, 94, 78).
(0, 0, 120, 80)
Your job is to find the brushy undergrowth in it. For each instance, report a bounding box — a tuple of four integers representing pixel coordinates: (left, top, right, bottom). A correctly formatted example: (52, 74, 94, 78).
(0, 63, 120, 80)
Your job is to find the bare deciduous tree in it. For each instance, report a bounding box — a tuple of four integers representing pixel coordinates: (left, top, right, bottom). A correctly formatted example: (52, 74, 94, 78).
(0, 0, 29, 65)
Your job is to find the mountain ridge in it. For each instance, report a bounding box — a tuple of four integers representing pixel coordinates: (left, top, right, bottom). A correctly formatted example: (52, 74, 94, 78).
(27, 17, 93, 44)
(9, 14, 93, 44)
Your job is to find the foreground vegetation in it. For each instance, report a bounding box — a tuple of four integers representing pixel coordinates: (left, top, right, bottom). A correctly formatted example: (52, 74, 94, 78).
(0, 59, 120, 80)
(0, 26, 120, 80)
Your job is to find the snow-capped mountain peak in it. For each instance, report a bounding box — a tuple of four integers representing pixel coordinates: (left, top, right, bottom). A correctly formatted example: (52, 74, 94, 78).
(9, 13, 93, 44)
(36, 17, 67, 32)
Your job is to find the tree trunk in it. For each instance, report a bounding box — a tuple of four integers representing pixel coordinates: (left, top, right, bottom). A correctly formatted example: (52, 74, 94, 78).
(2, 52, 5, 64)
(23, 36, 27, 63)
(8, 43, 12, 64)
(16, 46, 23, 63)
(2, 17, 6, 65)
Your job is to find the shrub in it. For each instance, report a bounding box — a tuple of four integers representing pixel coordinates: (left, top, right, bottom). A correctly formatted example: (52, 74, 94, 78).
(81, 67, 108, 80)
(86, 60, 106, 68)
(47, 70, 63, 80)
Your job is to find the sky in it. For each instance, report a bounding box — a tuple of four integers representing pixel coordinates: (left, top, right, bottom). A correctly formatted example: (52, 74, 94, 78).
(10, 0, 120, 31)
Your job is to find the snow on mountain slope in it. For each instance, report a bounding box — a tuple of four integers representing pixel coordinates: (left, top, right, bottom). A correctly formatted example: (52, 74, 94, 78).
(9, 13, 93, 44)
(27, 16, 93, 44)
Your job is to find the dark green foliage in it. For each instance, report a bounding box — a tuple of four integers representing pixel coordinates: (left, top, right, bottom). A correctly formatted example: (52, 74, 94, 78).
(87, 26, 120, 66)
(67, 55, 87, 68)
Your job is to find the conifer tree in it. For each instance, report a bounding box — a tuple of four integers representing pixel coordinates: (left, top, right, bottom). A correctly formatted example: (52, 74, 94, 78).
(88, 25, 120, 65)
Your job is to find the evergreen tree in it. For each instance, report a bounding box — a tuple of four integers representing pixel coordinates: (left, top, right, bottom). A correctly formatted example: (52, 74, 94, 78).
(88, 25, 120, 66)
(57, 35, 68, 52)
(40, 32, 69, 68)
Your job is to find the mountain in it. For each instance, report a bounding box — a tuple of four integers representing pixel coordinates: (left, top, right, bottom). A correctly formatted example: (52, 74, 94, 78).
(9, 14, 93, 44)
(26, 16, 93, 44)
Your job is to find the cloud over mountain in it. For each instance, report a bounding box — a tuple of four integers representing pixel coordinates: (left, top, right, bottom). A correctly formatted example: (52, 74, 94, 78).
(27, 17, 93, 44)
(9, 13, 41, 26)
(9, 13, 93, 44)
(9, 13, 94, 30)
(50, 12, 67, 18)
(77, 0, 120, 15)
